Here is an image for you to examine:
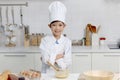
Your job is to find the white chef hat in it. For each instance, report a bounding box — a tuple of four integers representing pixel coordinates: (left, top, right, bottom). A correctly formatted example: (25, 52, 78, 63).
(49, 1, 67, 24)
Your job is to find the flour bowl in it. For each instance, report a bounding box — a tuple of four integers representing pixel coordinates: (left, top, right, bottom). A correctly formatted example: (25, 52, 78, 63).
(55, 69, 69, 79)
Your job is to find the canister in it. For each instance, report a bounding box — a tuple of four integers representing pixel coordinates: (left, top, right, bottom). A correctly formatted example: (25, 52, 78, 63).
(99, 37, 106, 46)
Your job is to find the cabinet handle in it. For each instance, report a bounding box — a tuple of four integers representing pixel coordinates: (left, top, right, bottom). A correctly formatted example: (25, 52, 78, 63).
(4, 54, 26, 57)
(104, 55, 120, 57)
(75, 55, 88, 57)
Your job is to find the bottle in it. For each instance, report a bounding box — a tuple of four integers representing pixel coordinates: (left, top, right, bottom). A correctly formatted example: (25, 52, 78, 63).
(16, 26, 24, 47)
(31, 33, 37, 46)
(37, 33, 42, 46)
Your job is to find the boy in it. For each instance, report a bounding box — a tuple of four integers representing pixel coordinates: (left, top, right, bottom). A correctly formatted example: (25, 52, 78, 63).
(39, 1, 71, 73)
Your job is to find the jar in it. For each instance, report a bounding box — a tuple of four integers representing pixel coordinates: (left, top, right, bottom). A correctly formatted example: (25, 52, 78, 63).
(99, 37, 106, 46)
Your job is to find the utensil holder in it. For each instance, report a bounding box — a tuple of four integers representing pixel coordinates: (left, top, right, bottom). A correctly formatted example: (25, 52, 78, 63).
(92, 33, 99, 47)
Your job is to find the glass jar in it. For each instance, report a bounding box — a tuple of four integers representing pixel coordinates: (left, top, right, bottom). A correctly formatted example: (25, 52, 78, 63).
(99, 37, 106, 46)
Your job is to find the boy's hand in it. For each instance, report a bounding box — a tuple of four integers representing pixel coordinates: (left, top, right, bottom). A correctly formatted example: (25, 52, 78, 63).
(55, 54, 64, 60)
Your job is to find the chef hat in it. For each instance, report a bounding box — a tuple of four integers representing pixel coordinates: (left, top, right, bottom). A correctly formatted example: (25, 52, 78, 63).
(49, 1, 67, 24)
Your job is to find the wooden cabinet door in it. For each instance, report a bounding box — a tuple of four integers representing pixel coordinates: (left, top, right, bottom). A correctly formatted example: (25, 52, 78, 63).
(72, 53, 91, 73)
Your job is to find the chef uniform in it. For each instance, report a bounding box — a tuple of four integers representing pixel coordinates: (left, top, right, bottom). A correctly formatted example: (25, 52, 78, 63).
(39, 1, 71, 73)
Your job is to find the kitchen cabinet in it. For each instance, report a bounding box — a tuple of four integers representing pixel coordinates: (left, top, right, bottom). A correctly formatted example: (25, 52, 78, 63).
(0, 46, 120, 73)
(0, 53, 34, 73)
(34, 53, 42, 71)
(119, 57, 120, 72)
(92, 53, 120, 72)
(72, 53, 91, 73)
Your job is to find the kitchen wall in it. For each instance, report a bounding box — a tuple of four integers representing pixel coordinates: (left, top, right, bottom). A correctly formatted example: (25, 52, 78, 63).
(1, 0, 120, 44)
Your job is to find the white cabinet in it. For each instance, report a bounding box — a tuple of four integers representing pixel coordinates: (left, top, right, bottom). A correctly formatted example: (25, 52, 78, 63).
(34, 53, 42, 71)
(92, 53, 120, 72)
(119, 57, 120, 72)
(72, 53, 91, 73)
(0, 53, 34, 73)
(72, 52, 120, 73)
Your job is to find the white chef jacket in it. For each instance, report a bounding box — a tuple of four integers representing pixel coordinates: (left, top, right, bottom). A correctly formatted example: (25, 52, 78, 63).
(39, 34, 71, 73)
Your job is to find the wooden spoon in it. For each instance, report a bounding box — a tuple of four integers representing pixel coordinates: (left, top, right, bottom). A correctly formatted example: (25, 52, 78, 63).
(47, 61, 60, 71)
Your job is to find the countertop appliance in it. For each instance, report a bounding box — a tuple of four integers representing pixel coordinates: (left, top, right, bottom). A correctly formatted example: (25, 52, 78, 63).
(108, 44, 120, 49)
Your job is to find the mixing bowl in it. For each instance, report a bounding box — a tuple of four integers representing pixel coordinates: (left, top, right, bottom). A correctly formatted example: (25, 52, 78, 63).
(83, 70, 114, 80)
(55, 69, 69, 79)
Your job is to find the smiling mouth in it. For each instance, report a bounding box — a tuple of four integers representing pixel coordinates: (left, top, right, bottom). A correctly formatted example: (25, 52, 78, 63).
(55, 31, 61, 33)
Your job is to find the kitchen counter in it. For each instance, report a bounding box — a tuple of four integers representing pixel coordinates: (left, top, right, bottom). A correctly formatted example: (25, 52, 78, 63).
(40, 73, 80, 80)
(37, 73, 120, 80)
(0, 73, 119, 80)
(72, 45, 120, 53)
(0, 46, 41, 53)
(0, 45, 120, 53)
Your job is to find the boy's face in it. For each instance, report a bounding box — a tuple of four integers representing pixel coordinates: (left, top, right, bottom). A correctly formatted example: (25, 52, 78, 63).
(49, 21, 65, 37)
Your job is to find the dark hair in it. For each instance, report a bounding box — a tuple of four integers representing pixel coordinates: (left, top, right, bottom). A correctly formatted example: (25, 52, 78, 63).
(49, 20, 65, 27)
